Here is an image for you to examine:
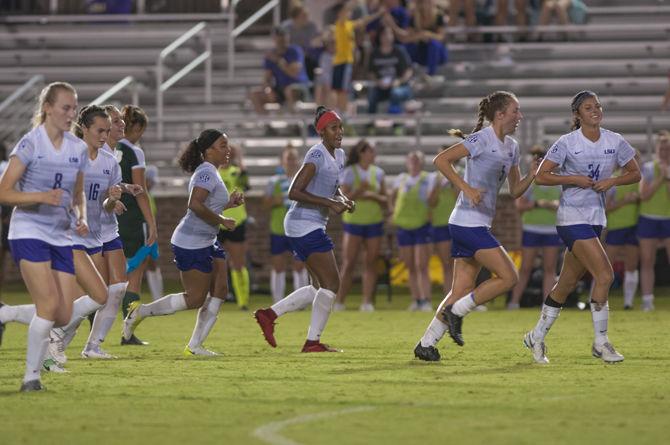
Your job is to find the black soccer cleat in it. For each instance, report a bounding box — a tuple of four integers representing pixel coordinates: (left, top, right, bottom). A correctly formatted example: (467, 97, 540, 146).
(414, 342, 441, 362)
(20, 379, 45, 392)
(442, 305, 465, 347)
(121, 334, 149, 346)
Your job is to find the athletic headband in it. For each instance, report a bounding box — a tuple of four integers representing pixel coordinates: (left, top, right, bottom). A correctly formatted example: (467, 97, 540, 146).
(571, 90, 597, 113)
(315, 110, 341, 132)
(194, 129, 223, 152)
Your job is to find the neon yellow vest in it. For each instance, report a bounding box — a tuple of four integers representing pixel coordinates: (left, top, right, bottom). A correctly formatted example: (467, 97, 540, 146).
(270, 177, 289, 235)
(342, 165, 384, 225)
(431, 182, 457, 227)
(639, 161, 670, 218)
(607, 182, 639, 230)
(522, 185, 560, 226)
(219, 165, 247, 227)
(148, 192, 157, 217)
(393, 172, 429, 230)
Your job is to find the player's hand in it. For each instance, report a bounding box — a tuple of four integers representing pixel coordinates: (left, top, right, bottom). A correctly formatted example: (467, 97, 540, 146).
(114, 200, 127, 215)
(344, 197, 355, 213)
(125, 183, 144, 196)
(329, 197, 349, 214)
(227, 190, 245, 209)
(75, 218, 89, 237)
(592, 178, 616, 193)
(146, 224, 158, 246)
(220, 216, 236, 231)
(108, 185, 122, 201)
(463, 186, 485, 206)
(42, 189, 64, 206)
(573, 176, 595, 189)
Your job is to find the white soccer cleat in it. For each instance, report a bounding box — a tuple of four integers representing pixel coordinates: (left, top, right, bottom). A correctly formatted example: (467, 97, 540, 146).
(48, 329, 68, 364)
(407, 301, 420, 311)
(43, 357, 68, 373)
(592, 342, 624, 363)
(524, 331, 549, 364)
(81, 343, 116, 359)
(184, 345, 219, 356)
(122, 301, 144, 341)
(641, 296, 655, 312)
(359, 303, 375, 312)
(332, 302, 346, 312)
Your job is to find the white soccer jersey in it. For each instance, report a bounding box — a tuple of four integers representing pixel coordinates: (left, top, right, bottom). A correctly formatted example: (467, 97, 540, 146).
(449, 126, 520, 227)
(545, 128, 635, 226)
(99, 143, 121, 243)
(71, 148, 122, 248)
(285, 143, 345, 237)
(8, 125, 88, 246)
(171, 162, 229, 249)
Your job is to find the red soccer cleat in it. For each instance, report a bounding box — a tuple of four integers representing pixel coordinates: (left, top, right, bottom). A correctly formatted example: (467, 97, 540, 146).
(254, 308, 278, 348)
(301, 340, 341, 353)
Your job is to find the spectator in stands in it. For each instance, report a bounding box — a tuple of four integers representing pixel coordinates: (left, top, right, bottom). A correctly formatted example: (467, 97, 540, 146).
(117, 104, 156, 346)
(397, 0, 448, 76)
(0, 143, 10, 306)
(331, 1, 385, 114)
(314, 35, 336, 108)
(603, 150, 641, 310)
(335, 139, 388, 312)
(508, 145, 562, 310)
(367, 25, 413, 114)
(323, 0, 366, 28)
(282, 4, 321, 82)
(448, 0, 476, 41)
(637, 130, 670, 312)
(217, 144, 251, 310)
(537, 0, 572, 40)
(428, 147, 459, 296)
(366, 0, 411, 45)
(249, 26, 310, 114)
(144, 165, 163, 302)
(264, 144, 309, 304)
(391, 150, 434, 312)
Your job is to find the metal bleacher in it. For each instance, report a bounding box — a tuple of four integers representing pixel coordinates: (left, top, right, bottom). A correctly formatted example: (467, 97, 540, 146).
(1, 0, 670, 196)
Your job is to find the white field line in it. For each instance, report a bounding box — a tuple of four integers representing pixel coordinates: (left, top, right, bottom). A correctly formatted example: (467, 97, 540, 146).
(252, 406, 376, 445)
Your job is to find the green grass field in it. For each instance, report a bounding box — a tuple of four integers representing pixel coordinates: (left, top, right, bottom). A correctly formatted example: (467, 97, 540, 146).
(1, 282, 668, 445)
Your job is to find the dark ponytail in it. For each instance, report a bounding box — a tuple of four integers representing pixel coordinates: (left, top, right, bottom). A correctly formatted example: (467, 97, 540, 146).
(74, 105, 109, 139)
(177, 129, 223, 173)
(314, 105, 329, 128)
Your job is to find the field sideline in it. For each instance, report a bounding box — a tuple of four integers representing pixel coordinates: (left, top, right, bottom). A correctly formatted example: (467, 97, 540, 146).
(1, 282, 668, 445)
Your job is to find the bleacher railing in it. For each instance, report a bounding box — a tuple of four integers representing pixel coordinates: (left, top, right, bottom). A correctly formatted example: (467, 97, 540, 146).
(0, 75, 44, 146)
(227, 0, 280, 80)
(156, 21, 212, 141)
(90, 76, 140, 107)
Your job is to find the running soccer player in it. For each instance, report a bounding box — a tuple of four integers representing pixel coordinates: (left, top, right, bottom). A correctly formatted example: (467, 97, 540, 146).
(524, 90, 640, 364)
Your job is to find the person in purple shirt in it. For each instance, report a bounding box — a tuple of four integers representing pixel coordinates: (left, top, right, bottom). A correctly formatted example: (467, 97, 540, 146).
(249, 26, 309, 114)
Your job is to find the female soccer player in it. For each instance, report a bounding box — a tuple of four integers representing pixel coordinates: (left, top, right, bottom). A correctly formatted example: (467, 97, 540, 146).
(392, 150, 434, 311)
(122, 129, 243, 355)
(254, 106, 353, 353)
(508, 146, 562, 310)
(335, 139, 387, 312)
(0, 82, 88, 391)
(116, 105, 156, 345)
(264, 144, 308, 304)
(636, 131, 670, 312)
(524, 90, 640, 364)
(414, 90, 536, 362)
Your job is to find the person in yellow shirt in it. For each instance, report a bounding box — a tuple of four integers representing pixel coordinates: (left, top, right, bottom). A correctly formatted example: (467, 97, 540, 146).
(217, 144, 251, 310)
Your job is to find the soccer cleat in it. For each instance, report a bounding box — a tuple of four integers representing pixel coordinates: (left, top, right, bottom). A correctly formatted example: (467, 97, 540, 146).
(641, 297, 655, 312)
(120, 334, 148, 346)
(523, 331, 549, 364)
(359, 303, 375, 312)
(183, 345, 219, 357)
(592, 342, 624, 363)
(0, 302, 5, 347)
(623, 304, 632, 310)
(418, 300, 433, 312)
(48, 329, 68, 364)
(81, 343, 116, 359)
(20, 379, 45, 392)
(414, 342, 441, 362)
(333, 302, 346, 312)
(442, 305, 465, 346)
(301, 340, 341, 353)
(507, 302, 520, 310)
(254, 308, 278, 348)
(122, 301, 144, 342)
(43, 357, 68, 373)
(407, 300, 420, 311)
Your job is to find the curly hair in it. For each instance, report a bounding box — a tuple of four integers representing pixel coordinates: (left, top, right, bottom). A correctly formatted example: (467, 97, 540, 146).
(177, 129, 223, 173)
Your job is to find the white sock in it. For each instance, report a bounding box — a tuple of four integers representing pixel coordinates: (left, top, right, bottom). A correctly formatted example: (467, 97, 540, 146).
(271, 285, 317, 316)
(137, 293, 187, 318)
(451, 292, 476, 317)
(623, 270, 638, 307)
(146, 268, 164, 301)
(420, 317, 448, 347)
(271, 270, 286, 303)
(642, 293, 654, 305)
(87, 281, 127, 346)
(590, 301, 609, 346)
(306, 288, 336, 341)
(0, 304, 36, 325)
(293, 269, 309, 289)
(60, 295, 102, 334)
(24, 315, 54, 383)
(531, 304, 561, 342)
(188, 295, 224, 349)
